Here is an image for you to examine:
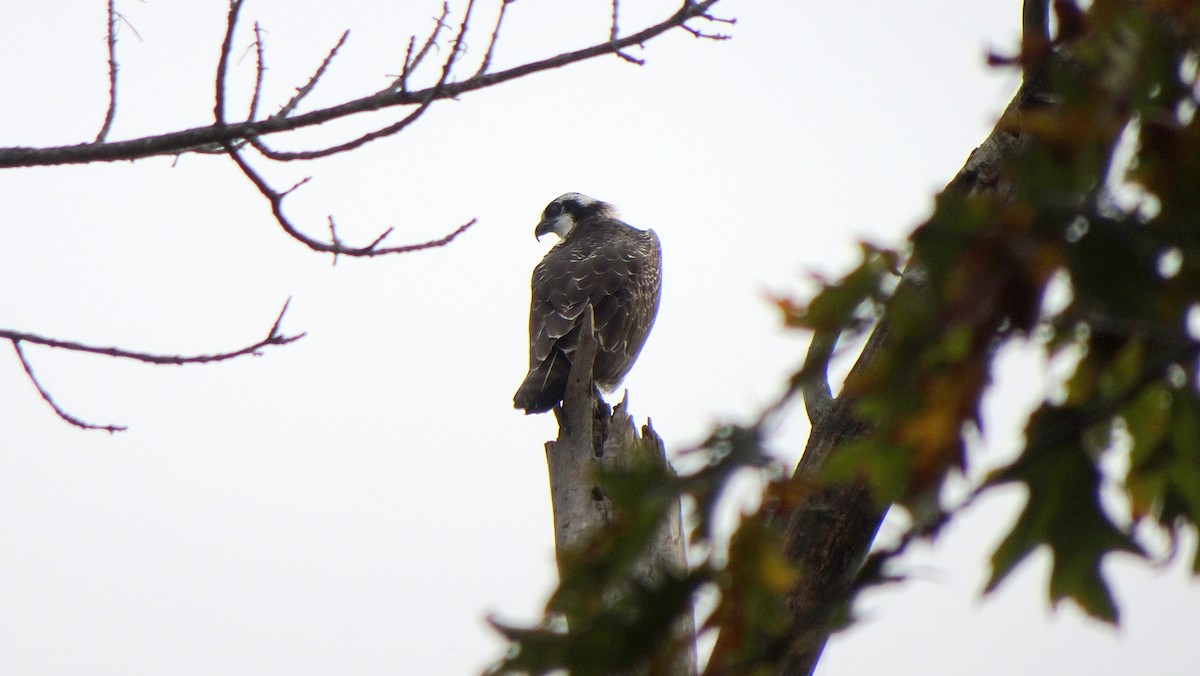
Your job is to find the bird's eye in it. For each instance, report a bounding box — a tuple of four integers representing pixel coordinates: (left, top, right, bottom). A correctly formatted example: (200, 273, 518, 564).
(545, 203, 563, 218)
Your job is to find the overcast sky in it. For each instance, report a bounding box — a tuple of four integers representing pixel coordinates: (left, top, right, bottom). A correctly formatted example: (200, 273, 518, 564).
(2, 1, 1198, 674)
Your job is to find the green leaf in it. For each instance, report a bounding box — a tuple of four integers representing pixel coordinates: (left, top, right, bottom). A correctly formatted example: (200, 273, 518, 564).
(985, 405, 1142, 623)
(1124, 384, 1171, 467)
(820, 438, 912, 506)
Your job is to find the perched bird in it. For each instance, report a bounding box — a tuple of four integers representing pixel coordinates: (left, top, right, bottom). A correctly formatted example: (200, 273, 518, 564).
(514, 193, 662, 414)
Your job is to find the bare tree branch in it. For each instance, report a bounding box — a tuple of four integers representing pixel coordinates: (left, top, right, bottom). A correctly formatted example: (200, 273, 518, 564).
(0, 0, 724, 169)
(679, 6, 735, 41)
(223, 142, 477, 257)
(474, 0, 512, 77)
(3, 301, 304, 433)
(399, 2, 452, 91)
(216, 0, 478, 257)
(242, 0, 472, 161)
(244, 89, 437, 161)
(215, 0, 246, 125)
(273, 30, 350, 123)
(96, 0, 120, 142)
(207, 28, 352, 159)
(248, 22, 267, 122)
(13, 341, 127, 433)
(609, 0, 646, 65)
(0, 301, 303, 366)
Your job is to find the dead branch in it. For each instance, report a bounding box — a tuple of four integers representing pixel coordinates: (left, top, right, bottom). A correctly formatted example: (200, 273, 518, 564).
(2, 300, 304, 433)
(0, 0, 724, 169)
(96, 0, 119, 142)
(0, 300, 303, 366)
(244, 62, 442, 161)
(474, 0, 512, 77)
(224, 142, 476, 257)
(214, 0, 244, 125)
(400, 2, 452, 91)
(13, 341, 126, 433)
(273, 30, 350, 123)
(218, 2, 477, 258)
(248, 22, 267, 122)
(544, 306, 697, 674)
(679, 7, 735, 41)
(609, 0, 646, 65)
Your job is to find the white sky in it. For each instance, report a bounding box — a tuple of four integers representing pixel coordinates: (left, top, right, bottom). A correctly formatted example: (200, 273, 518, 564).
(1, 1, 1197, 674)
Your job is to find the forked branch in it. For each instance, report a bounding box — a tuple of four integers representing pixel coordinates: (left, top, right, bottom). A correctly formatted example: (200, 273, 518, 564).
(2, 301, 304, 432)
(0, 1, 726, 169)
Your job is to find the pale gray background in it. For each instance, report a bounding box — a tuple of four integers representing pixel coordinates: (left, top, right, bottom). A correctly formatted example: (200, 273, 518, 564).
(2, 1, 1197, 674)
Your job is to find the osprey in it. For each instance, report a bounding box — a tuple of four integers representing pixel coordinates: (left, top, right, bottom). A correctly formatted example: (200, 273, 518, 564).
(514, 193, 662, 414)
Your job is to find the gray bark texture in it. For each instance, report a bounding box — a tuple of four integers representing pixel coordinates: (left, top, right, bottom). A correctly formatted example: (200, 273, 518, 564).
(544, 306, 697, 675)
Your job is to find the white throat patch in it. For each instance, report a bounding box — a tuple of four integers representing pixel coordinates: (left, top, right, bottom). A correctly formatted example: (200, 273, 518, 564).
(547, 211, 577, 237)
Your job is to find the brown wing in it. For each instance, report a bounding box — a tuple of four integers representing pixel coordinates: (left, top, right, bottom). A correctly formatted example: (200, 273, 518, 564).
(591, 228, 661, 390)
(513, 224, 661, 413)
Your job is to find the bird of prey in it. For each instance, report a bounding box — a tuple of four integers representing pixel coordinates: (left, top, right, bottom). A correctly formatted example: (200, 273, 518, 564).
(514, 193, 662, 414)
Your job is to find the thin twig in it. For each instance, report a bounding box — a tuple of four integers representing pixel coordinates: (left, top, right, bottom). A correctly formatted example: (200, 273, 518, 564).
(13, 340, 127, 433)
(248, 22, 266, 121)
(214, 0, 246, 124)
(399, 3, 451, 89)
(96, 0, 119, 142)
(221, 0, 477, 253)
(246, 90, 437, 161)
(273, 30, 350, 122)
(222, 140, 476, 257)
(680, 4, 735, 41)
(609, 0, 647, 64)
(400, 36, 416, 93)
(679, 23, 733, 40)
(475, 0, 512, 77)
(0, 300, 304, 365)
(199, 27, 347, 156)
(4, 300, 303, 433)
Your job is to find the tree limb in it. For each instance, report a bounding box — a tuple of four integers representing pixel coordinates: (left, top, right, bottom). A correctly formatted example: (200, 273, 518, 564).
(12, 341, 126, 433)
(777, 8, 1062, 672)
(0, 1, 724, 169)
(800, 328, 836, 426)
(95, 0, 120, 142)
(2, 300, 304, 432)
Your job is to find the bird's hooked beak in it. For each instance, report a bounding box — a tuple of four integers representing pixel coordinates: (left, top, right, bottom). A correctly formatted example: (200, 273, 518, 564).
(534, 218, 555, 241)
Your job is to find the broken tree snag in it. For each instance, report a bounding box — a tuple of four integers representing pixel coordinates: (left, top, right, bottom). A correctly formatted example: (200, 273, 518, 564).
(543, 305, 697, 675)
(545, 305, 605, 558)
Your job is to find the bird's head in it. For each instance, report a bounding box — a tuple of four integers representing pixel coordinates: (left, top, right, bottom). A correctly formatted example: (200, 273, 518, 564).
(534, 193, 616, 240)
